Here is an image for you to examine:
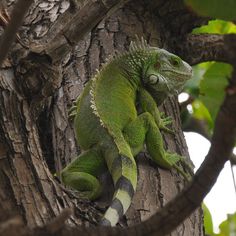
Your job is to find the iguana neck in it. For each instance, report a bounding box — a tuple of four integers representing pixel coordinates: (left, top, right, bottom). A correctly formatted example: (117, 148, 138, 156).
(113, 50, 169, 105)
(116, 50, 180, 105)
(110, 50, 151, 89)
(103, 49, 172, 105)
(145, 86, 168, 105)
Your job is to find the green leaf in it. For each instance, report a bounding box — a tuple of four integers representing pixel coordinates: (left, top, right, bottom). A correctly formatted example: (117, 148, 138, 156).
(183, 62, 232, 133)
(185, 0, 236, 21)
(192, 99, 213, 129)
(193, 19, 236, 34)
(199, 62, 232, 121)
(185, 62, 213, 97)
(218, 213, 236, 235)
(202, 203, 214, 235)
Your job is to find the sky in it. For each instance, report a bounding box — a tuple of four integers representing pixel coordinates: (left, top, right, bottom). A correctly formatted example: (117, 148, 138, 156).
(185, 132, 236, 232)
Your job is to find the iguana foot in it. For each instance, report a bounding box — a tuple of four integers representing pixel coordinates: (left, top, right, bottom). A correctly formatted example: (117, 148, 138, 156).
(61, 171, 102, 200)
(61, 148, 105, 200)
(165, 152, 194, 180)
(159, 112, 174, 134)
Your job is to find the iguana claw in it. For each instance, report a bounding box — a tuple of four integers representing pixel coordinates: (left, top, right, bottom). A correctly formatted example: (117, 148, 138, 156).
(159, 113, 174, 134)
(165, 152, 194, 181)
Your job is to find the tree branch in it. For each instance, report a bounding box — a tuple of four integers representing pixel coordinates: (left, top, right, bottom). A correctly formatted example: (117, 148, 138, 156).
(13, 0, 130, 117)
(32, 0, 130, 63)
(0, 0, 33, 66)
(174, 33, 236, 65)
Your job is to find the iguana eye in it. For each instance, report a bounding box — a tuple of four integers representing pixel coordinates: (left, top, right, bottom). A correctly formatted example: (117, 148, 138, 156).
(155, 61, 161, 69)
(170, 57, 180, 67)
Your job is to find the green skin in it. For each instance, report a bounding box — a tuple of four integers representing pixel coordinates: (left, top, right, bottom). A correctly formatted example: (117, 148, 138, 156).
(61, 42, 193, 227)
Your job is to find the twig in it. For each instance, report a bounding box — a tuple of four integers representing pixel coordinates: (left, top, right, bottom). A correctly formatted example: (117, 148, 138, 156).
(230, 161, 236, 196)
(0, 216, 25, 236)
(0, 0, 34, 66)
(45, 208, 73, 234)
(230, 153, 236, 165)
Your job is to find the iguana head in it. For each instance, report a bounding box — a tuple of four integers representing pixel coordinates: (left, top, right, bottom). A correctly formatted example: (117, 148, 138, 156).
(126, 39, 192, 104)
(141, 47, 192, 104)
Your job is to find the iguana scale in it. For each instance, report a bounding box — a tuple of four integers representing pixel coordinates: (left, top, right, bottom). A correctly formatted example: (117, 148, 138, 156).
(61, 39, 193, 226)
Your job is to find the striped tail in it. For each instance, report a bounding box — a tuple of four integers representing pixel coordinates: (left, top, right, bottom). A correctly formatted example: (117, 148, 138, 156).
(100, 155, 137, 226)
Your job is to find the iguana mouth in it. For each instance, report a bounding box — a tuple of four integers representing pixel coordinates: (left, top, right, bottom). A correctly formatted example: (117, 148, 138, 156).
(161, 69, 192, 81)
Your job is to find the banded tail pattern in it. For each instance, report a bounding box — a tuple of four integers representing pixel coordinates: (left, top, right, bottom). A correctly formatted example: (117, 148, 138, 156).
(100, 155, 137, 226)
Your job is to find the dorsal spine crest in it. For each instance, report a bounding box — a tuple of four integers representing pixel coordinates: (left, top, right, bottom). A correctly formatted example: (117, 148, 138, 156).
(89, 38, 154, 149)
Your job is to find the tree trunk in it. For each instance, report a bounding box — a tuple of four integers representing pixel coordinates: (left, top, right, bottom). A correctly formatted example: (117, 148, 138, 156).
(0, 0, 204, 235)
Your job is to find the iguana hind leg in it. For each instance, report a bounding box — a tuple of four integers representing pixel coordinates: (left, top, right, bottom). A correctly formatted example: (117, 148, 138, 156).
(100, 113, 165, 226)
(61, 148, 106, 200)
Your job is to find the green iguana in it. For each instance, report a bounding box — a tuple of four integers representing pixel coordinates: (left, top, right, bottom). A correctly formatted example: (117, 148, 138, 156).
(61, 38, 193, 227)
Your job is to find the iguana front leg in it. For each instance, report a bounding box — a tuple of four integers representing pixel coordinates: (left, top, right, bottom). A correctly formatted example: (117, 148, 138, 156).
(138, 87, 174, 134)
(123, 111, 192, 180)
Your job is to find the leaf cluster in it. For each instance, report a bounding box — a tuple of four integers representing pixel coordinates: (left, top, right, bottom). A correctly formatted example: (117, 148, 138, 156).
(182, 19, 235, 137)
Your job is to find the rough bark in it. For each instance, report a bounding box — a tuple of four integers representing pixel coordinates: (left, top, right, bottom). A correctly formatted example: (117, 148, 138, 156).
(0, 0, 207, 235)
